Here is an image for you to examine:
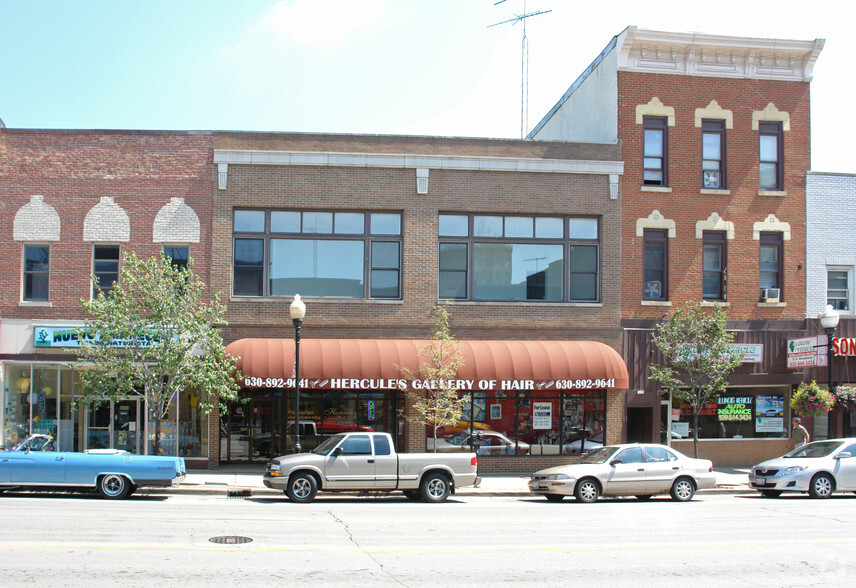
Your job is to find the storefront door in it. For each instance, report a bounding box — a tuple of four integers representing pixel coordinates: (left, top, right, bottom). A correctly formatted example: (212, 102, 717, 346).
(84, 400, 142, 453)
(220, 396, 281, 463)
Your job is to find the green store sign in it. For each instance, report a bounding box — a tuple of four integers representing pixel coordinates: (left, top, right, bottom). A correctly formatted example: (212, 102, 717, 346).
(34, 326, 163, 348)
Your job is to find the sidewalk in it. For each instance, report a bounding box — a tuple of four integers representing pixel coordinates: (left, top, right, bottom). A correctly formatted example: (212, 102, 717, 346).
(148, 466, 753, 497)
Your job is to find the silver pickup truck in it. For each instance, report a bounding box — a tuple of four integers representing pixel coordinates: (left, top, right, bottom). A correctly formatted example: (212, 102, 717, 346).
(263, 431, 480, 503)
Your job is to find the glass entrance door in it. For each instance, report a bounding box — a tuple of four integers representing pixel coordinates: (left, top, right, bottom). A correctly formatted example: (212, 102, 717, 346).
(84, 400, 143, 453)
(220, 396, 281, 463)
(113, 400, 140, 453)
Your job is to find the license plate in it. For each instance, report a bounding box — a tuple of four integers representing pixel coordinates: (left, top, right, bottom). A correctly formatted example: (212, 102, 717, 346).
(756, 477, 765, 485)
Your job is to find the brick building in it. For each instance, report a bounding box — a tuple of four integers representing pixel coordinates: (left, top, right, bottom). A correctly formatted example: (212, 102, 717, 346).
(530, 27, 825, 465)
(0, 129, 215, 466)
(213, 132, 628, 471)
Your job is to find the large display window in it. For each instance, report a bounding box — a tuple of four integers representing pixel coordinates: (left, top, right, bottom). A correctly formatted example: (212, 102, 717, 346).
(669, 389, 789, 440)
(427, 389, 606, 455)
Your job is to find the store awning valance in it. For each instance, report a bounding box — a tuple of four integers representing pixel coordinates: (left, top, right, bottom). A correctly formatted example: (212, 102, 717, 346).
(225, 338, 628, 391)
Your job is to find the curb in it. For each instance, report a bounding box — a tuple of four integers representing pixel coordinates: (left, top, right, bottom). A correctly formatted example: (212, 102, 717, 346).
(142, 484, 755, 498)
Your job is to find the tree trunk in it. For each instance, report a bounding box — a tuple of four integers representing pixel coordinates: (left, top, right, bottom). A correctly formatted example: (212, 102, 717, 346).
(693, 410, 700, 458)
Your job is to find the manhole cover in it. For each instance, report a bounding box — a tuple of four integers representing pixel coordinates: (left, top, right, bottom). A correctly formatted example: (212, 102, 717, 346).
(209, 536, 253, 545)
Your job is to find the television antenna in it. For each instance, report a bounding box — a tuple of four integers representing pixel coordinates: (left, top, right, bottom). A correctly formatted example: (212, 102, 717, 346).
(489, 0, 552, 139)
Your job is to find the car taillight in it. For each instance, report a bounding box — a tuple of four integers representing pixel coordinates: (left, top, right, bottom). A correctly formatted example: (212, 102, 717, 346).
(709, 466, 714, 472)
(471, 455, 478, 467)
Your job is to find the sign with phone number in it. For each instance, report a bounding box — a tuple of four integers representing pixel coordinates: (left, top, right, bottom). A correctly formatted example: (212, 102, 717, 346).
(242, 377, 617, 391)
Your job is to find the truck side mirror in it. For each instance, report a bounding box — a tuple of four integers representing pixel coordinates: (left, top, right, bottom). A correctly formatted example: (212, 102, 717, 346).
(332, 447, 343, 456)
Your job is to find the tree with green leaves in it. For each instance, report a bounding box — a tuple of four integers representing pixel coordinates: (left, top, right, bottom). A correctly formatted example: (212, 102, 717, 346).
(649, 302, 744, 457)
(398, 302, 471, 452)
(73, 251, 242, 455)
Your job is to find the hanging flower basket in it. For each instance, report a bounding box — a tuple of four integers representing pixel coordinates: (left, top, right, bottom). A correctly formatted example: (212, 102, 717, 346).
(791, 380, 835, 418)
(835, 385, 856, 411)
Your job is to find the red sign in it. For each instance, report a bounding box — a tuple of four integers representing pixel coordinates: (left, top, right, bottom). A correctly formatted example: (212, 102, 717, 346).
(833, 337, 856, 357)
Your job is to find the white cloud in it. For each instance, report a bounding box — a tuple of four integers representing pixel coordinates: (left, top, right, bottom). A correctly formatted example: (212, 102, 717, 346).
(261, 0, 389, 44)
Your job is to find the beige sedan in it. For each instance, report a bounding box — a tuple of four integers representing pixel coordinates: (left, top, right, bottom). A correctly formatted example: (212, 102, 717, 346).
(528, 443, 716, 503)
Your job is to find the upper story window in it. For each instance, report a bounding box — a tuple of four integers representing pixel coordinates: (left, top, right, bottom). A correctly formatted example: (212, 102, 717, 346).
(93, 244, 120, 297)
(828, 269, 851, 312)
(643, 116, 668, 186)
(232, 209, 402, 299)
(438, 213, 599, 302)
(23, 244, 50, 301)
(163, 245, 189, 271)
(759, 122, 784, 190)
(759, 232, 783, 301)
(643, 229, 667, 301)
(702, 120, 726, 189)
(702, 231, 726, 301)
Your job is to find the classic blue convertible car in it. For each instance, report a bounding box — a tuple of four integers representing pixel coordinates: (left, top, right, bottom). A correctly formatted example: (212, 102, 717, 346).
(0, 434, 186, 499)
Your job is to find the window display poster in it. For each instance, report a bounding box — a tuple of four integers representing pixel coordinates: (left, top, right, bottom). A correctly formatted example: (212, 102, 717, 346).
(755, 394, 784, 433)
(533, 402, 552, 430)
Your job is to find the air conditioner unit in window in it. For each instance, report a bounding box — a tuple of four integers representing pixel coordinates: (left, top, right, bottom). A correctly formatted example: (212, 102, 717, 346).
(761, 288, 780, 303)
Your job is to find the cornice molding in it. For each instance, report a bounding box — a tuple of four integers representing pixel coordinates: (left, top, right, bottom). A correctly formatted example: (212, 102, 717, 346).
(214, 150, 624, 176)
(616, 26, 824, 82)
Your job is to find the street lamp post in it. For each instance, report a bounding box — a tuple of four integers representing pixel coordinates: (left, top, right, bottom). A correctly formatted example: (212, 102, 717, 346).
(819, 304, 840, 405)
(290, 294, 306, 454)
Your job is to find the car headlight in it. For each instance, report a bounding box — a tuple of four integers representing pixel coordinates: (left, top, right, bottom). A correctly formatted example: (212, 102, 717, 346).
(544, 473, 571, 481)
(266, 461, 282, 476)
(781, 466, 806, 476)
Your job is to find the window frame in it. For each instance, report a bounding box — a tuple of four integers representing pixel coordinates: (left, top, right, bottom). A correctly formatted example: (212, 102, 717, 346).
(758, 121, 784, 190)
(231, 209, 403, 299)
(642, 229, 668, 301)
(163, 245, 190, 271)
(701, 119, 726, 189)
(702, 231, 726, 301)
(759, 232, 784, 299)
(643, 116, 668, 187)
(92, 244, 120, 298)
(438, 213, 600, 303)
(827, 267, 851, 312)
(23, 243, 50, 302)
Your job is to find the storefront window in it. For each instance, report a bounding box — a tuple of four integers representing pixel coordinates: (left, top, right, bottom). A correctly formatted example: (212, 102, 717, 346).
(150, 392, 208, 458)
(670, 390, 789, 439)
(428, 389, 606, 456)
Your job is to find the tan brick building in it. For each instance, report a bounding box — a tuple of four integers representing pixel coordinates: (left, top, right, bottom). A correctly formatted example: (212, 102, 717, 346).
(213, 132, 628, 471)
(531, 27, 824, 465)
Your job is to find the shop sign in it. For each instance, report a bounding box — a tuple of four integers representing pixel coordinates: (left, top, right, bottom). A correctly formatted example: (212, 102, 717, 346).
(732, 344, 763, 363)
(241, 376, 617, 391)
(833, 337, 856, 357)
(786, 336, 825, 369)
(716, 396, 753, 422)
(755, 394, 784, 433)
(532, 402, 552, 430)
(34, 325, 164, 348)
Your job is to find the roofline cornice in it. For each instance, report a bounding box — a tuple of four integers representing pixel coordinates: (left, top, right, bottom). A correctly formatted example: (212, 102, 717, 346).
(617, 26, 824, 82)
(214, 149, 624, 176)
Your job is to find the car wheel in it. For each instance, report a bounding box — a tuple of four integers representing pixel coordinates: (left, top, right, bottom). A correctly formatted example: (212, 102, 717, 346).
(635, 494, 653, 501)
(809, 473, 834, 499)
(574, 478, 600, 503)
(670, 477, 695, 502)
(420, 473, 451, 503)
(760, 490, 783, 498)
(544, 494, 564, 502)
(286, 472, 318, 503)
(98, 474, 131, 500)
(403, 490, 421, 501)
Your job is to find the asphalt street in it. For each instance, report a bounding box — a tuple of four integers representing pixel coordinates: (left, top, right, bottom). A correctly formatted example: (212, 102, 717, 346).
(0, 492, 853, 586)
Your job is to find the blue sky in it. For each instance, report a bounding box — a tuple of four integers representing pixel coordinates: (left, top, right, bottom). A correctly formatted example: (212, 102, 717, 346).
(0, 0, 852, 171)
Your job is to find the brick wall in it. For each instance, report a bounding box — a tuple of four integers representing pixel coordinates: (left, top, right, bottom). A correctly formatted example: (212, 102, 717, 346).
(212, 133, 625, 349)
(618, 72, 810, 321)
(0, 129, 215, 318)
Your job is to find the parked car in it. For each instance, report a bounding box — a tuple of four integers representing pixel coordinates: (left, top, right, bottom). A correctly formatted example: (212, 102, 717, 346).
(749, 438, 856, 498)
(264, 431, 480, 503)
(428, 431, 530, 455)
(528, 443, 716, 503)
(0, 434, 186, 499)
